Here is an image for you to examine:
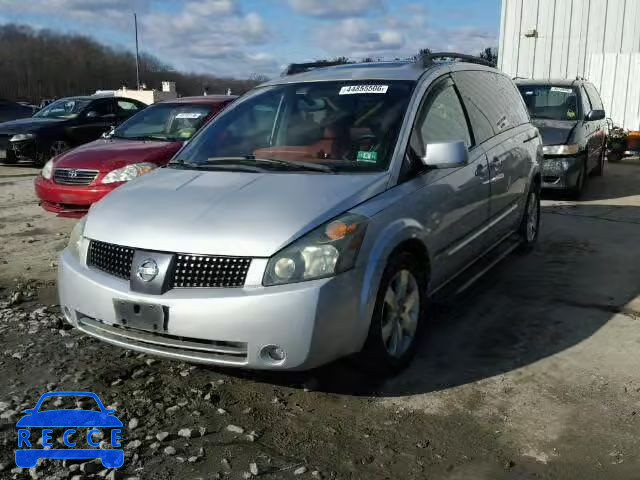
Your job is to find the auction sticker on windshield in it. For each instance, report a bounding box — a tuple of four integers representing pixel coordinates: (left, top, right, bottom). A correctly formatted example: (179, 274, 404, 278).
(175, 112, 203, 119)
(339, 85, 388, 95)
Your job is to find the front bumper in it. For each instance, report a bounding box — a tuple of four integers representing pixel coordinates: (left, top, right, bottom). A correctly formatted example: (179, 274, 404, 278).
(34, 176, 116, 217)
(9, 138, 37, 160)
(540, 155, 583, 190)
(58, 249, 364, 370)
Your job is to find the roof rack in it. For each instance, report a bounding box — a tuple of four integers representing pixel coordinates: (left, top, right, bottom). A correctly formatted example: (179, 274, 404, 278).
(282, 61, 351, 76)
(421, 52, 496, 68)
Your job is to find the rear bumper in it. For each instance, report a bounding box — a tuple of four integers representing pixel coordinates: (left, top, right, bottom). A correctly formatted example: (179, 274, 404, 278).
(34, 176, 115, 217)
(540, 155, 582, 190)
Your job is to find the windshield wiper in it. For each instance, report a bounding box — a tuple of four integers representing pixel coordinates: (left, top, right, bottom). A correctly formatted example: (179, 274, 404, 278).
(168, 158, 265, 173)
(204, 156, 335, 173)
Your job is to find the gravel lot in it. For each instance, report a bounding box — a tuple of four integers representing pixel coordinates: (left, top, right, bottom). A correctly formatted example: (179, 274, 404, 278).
(1, 159, 640, 479)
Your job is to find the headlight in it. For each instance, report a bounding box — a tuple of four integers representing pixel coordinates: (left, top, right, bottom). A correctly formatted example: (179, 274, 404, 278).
(42, 159, 54, 180)
(263, 213, 368, 286)
(543, 144, 580, 155)
(67, 217, 87, 260)
(10, 133, 35, 142)
(101, 162, 157, 184)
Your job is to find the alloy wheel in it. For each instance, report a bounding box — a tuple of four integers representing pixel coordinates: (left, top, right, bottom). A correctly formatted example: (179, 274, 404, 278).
(380, 269, 420, 358)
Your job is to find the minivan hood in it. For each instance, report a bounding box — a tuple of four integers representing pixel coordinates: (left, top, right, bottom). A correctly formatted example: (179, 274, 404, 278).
(86, 168, 388, 257)
(54, 138, 181, 171)
(531, 118, 578, 145)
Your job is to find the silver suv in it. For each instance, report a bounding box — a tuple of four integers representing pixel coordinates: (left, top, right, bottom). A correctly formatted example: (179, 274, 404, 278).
(58, 54, 542, 375)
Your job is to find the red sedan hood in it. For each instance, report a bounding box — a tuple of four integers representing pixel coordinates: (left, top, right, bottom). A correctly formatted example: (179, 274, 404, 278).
(53, 138, 182, 172)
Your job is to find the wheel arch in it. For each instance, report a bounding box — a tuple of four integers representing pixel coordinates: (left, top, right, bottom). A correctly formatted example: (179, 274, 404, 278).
(353, 218, 431, 351)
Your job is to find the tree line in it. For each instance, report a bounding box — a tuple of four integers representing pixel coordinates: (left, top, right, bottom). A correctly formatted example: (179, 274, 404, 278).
(0, 23, 499, 104)
(0, 24, 260, 104)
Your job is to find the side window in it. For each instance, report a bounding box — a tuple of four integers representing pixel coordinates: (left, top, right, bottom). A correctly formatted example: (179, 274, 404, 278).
(494, 74, 530, 126)
(117, 100, 141, 113)
(410, 81, 472, 157)
(452, 71, 495, 144)
(584, 84, 604, 111)
(90, 99, 115, 117)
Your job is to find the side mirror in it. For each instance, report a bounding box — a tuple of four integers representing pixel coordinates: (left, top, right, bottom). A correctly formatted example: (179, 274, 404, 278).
(86, 111, 98, 118)
(420, 141, 469, 169)
(585, 109, 605, 121)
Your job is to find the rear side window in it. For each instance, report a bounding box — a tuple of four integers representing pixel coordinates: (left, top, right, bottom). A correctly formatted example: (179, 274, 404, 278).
(584, 84, 604, 111)
(494, 74, 530, 126)
(453, 71, 498, 144)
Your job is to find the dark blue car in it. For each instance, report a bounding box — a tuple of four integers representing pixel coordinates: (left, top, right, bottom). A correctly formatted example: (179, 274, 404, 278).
(15, 391, 123, 468)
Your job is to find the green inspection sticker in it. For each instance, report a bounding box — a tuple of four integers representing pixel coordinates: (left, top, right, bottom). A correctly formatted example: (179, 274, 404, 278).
(357, 151, 378, 163)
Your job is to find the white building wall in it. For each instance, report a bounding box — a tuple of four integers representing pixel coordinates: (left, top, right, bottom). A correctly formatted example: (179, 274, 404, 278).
(499, 0, 640, 129)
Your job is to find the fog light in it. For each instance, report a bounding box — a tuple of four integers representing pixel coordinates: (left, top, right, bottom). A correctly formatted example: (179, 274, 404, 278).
(261, 345, 286, 362)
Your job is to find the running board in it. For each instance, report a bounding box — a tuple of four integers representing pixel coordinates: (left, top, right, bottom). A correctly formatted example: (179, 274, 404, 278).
(432, 235, 522, 303)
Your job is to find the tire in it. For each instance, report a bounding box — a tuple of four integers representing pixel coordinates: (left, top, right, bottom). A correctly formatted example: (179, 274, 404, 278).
(608, 151, 622, 163)
(568, 158, 587, 199)
(357, 251, 428, 376)
(591, 148, 605, 176)
(517, 183, 541, 254)
(34, 139, 69, 168)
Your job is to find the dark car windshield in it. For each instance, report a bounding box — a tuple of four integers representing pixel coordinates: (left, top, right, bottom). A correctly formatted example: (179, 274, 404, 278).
(113, 103, 214, 141)
(169, 81, 414, 173)
(37, 395, 101, 411)
(518, 85, 579, 121)
(34, 98, 90, 119)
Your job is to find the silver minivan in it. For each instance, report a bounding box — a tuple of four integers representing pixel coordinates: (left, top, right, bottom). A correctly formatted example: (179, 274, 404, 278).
(58, 55, 542, 374)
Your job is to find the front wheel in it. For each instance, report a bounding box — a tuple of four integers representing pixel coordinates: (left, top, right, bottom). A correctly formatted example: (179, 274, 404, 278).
(591, 148, 605, 176)
(568, 159, 587, 199)
(517, 184, 540, 254)
(357, 252, 427, 376)
(34, 140, 69, 168)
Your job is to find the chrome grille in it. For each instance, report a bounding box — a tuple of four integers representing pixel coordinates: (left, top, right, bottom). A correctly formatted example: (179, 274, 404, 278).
(171, 254, 251, 288)
(53, 168, 99, 185)
(87, 240, 251, 288)
(88, 241, 135, 279)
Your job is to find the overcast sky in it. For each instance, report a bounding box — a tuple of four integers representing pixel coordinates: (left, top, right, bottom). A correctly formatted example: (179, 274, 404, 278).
(0, 0, 500, 78)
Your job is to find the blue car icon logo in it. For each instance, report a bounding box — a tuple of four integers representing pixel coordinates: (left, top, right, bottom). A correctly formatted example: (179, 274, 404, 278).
(15, 391, 123, 468)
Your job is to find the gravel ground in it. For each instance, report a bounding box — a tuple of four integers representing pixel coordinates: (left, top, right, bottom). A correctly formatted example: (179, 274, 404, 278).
(1, 159, 640, 479)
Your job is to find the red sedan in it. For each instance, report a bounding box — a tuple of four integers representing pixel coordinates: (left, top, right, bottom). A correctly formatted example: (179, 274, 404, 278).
(34, 95, 236, 217)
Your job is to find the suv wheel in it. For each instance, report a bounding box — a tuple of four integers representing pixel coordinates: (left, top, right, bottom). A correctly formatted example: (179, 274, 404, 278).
(358, 251, 427, 376)
(517, 184, 540, 253)
(569, 159, 587, 199)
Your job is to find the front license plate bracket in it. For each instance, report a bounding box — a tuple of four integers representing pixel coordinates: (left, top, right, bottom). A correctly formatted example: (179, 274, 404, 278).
(113, 299, 168, 332)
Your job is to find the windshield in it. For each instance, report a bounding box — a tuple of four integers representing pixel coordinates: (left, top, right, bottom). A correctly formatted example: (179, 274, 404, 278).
(34, 98, 89, 119)
(113, 103, 214, 141)
(518, 85, 579, 121)
(170, 81, 414, 173)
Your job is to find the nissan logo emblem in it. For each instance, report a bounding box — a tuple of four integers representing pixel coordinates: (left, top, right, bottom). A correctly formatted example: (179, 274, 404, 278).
(136, 258, 159, 282)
